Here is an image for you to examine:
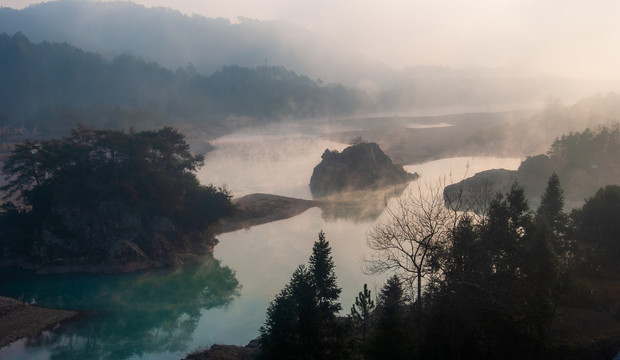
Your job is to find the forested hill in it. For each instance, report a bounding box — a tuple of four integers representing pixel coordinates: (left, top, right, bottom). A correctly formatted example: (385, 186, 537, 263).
(3, 1, 616, 111)
(0, 33, 370, 134)
(0, 1, 390, 87)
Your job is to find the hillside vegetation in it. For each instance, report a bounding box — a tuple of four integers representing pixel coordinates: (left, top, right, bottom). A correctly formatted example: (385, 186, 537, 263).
(0, 126, 233, 272)
(0, 32, 369, 136)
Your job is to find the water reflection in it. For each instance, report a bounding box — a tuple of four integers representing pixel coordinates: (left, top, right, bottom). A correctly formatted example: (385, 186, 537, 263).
(317, 183, 409, 223)
(0, 256, 240, 360)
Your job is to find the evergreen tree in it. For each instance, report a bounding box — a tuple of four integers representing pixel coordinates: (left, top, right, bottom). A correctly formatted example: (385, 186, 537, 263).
(350, 283, 375, 344)
(259, 231, 344, 359)
(308, 230, 344, 359)
(259, 265, 319, 360)
(574, 185, 620, 274)
(309, 230, 342, 317)
(369, 275, 410, 360)
(537, 173, 567, 232)
(536, 172, 571, 292)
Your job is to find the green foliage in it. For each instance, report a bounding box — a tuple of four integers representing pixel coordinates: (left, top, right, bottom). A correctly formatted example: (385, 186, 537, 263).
(517, 124, 620, 204)
(259, 231, 344, 359)
(537, 173, 567, 236)
(572, 185, 620, 275)
(309, 230, 342, 318)
(257, 181, 620, 359)
(423, 183, 560, 359)
(369, 275, 411, 360)
(350, 283, 375, 342)
(0, 33, 370, 134)
(0, 126, 233, 260)
(259, 265, 319, 360)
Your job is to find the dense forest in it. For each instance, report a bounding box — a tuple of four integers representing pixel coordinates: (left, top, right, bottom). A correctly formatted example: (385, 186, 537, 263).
(0, 126, 234, 270)
(257, 177, 620, 359)
(0, 32, 370, 136)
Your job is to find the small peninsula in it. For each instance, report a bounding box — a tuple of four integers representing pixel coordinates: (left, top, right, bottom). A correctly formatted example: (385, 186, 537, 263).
(0, 126, 234, 274)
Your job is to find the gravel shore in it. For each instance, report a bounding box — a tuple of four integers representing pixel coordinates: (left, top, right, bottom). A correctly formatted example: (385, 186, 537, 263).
(0, 296, 79, 348)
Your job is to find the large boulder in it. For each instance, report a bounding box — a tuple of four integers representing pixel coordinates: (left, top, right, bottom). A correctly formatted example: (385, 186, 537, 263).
(310, 142, 417, 197)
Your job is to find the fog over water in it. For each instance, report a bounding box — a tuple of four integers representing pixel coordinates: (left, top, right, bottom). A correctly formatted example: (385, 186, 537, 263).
(0, 1, 618, 359)
(0, 118, 522, 359)
(197, 123, 522, 347)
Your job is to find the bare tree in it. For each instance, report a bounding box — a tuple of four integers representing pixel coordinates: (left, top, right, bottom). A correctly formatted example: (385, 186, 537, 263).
(365, 179, 456, 325)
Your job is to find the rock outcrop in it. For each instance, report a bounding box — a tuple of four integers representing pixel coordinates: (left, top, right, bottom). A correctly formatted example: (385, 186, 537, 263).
(310, 142, 417, 197)
(443, 168, 518, 210)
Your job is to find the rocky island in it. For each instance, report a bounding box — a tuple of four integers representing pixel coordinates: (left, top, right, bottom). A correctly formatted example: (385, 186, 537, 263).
(310, 142, 417, 198)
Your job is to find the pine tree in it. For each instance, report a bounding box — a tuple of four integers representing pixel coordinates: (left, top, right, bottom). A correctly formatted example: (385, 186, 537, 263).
(370, 275, 409, 360)
(536, 172, 568, 254)
(308, 230, 344, 358)
(258, 284, 297, 359)
(258, 265, 319, 360)
(260, 231, 345, 359)
(309, 230, 342, 318)
(350, 283, 375, 343)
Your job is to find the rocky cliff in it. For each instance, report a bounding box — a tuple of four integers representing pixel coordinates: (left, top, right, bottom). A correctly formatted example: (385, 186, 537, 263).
(310, 142, 417, 197)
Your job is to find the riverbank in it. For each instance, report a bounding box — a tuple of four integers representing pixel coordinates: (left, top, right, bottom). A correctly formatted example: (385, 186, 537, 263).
(0, 296, 79, 348)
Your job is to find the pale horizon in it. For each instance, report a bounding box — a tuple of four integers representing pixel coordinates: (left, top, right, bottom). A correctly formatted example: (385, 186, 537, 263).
(2, 0, 620, 80)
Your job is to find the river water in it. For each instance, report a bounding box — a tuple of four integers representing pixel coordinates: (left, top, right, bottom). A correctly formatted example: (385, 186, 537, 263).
(0, 121, 521, 360)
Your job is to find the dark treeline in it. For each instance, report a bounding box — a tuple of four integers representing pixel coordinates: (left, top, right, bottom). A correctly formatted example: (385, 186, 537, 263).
(0, 126, 234, 268)
(258, 177, 620, 359)
(0, 32, 371, 136)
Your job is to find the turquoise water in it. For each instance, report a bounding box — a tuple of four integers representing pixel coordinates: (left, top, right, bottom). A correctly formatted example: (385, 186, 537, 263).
(0, 258, 239, 359)
(0, 122, 521, 359)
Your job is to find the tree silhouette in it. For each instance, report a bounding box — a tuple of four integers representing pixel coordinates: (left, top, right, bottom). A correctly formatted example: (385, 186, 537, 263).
(309, 230, 342, 318)
(369, 275, 410, 360)
(350, 283, 375, 344)
(259, 231, 343, 359)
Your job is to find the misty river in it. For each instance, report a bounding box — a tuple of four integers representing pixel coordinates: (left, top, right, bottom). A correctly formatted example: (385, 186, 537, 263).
(0, 121, 520, 360)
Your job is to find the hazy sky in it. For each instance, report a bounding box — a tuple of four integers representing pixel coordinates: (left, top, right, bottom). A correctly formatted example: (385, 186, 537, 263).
(2, 0, 620, 79)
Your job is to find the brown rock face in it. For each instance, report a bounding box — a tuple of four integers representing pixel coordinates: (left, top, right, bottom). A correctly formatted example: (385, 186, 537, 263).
(310, 142, 417, 197)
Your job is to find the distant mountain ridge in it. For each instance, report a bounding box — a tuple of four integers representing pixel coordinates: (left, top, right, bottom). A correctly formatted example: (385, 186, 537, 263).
(0, 32, 370, 134)
(0, 1, 394, 87)
(1, 1, 618, 117)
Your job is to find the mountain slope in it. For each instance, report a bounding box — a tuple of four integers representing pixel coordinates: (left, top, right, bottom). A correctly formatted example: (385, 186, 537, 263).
(0, 1, 395, 87)
(0, 32, 370, 133)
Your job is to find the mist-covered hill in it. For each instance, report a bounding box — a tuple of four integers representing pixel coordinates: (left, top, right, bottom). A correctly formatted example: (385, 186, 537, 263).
(0, 32, 370, 135)
(0, 0, 395, 89)
(2, 0, 618, 110)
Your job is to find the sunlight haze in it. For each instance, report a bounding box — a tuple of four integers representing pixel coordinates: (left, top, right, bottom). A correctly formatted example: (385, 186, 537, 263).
(1, 0, 620, 79)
